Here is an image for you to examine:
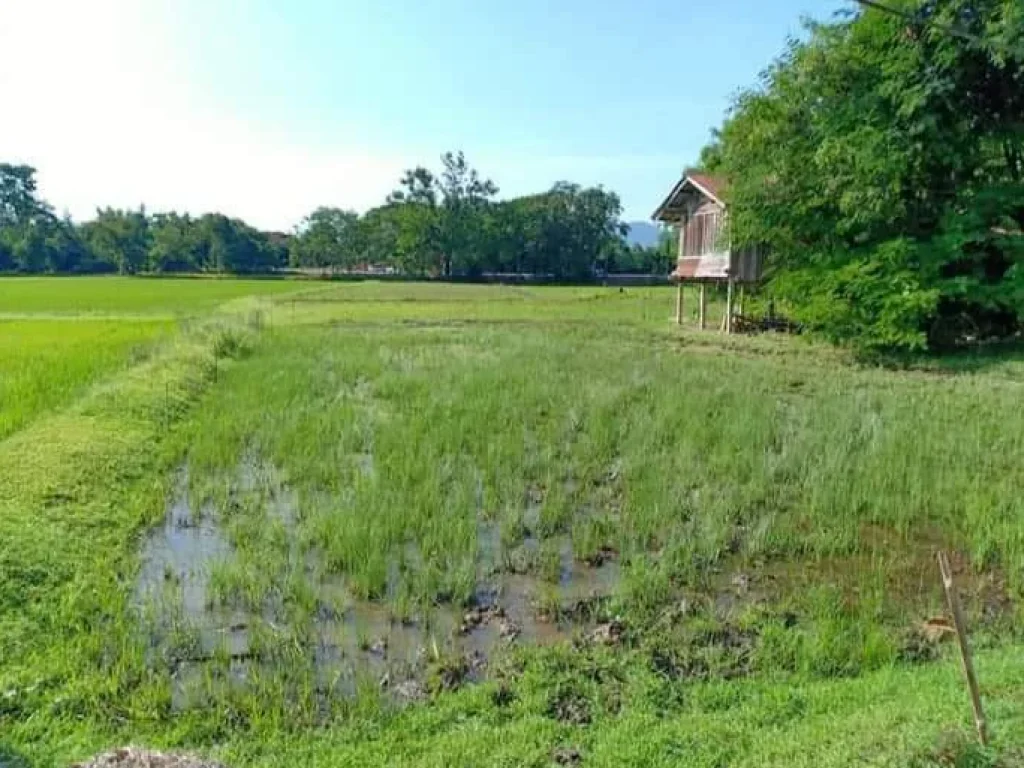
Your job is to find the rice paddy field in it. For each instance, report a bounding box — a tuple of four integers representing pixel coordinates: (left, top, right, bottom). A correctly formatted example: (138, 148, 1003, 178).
(2, 277, 1024, 767)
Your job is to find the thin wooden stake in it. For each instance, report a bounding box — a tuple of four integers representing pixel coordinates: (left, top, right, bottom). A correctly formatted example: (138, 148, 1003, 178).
(725, 279, 735, 334)
(938, 551, 988, 746)
(698, 283, 707, 330)
(675, 282, 683, 325)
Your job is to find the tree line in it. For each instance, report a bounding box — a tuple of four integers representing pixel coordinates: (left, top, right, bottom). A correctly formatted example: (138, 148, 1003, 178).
(0, 152, 669, 280)
(702, 0, 1024, 350)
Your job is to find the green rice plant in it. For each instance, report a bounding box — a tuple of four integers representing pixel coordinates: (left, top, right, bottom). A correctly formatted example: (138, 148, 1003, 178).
(0, 318, 170, 439)
(537, 539, 564, 585)
(0, 275, 308, 314)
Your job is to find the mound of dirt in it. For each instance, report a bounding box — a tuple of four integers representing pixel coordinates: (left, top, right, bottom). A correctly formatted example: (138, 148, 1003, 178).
(73, 747, 226, 768)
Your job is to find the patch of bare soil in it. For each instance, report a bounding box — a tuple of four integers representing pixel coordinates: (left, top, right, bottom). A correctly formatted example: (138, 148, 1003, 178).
(547, 689, 591, 725)
(73, 748, 225, 768)
(552, 746, 583, 765)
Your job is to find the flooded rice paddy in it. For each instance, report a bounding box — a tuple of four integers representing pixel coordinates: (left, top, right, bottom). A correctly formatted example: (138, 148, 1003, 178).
(134, 460, 624, 709)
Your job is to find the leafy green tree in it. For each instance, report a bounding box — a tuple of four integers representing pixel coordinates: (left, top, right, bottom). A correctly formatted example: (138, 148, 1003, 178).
(199, 214, 281, 274)
(523, 183, 626, 280)
(392, 203, 442, 275)
(0, 164, 65, 273)
(80, 208, 151, 274)
(710, 0, 1024, 350)
(436, 151, 499, 276)
(0, 233, 12, 271)
(0, 164, 49, 226)
(387, 165, 444, 274)
(387, 167, 439, 207)
(0, 153, 631, 280)
(44, 215, 92, 273)
(148, 213, 204, 272)
(289, 207, 362, 270)
(386, 153, 498, 276)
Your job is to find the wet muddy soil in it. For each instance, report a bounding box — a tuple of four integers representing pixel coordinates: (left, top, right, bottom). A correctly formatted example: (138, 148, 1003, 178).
(134, 464, 624, 710)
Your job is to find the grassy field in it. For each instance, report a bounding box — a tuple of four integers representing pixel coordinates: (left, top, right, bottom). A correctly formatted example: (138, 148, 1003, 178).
(0, 319, 172, 440)
(0, 276, 309, 315)
(1, 279, 1022, 767)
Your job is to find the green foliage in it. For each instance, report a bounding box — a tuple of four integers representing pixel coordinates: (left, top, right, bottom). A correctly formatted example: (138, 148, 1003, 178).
(709, 0, 1024, 350)
(609, 229, 675, 275)
(0, 164, 94, 274)
(0, 154, 635, 280)
(0, 163, 48, 226)
(80, 207, 151, 274)
(0, 167, 287, 276)
(288, 207, 362, 271)
(148, 213, 205, 272)
(200, 213, 283, 274)
(287, 153, 630, 280)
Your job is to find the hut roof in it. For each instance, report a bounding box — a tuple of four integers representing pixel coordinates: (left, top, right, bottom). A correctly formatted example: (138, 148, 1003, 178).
(652, 171, 727, 222)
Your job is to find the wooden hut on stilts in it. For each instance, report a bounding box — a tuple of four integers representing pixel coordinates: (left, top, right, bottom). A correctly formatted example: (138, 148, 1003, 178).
(653, 171, 762, 332)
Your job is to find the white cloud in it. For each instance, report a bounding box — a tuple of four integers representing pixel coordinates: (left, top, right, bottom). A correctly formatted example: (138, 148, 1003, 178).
(0, 0, 409, 231)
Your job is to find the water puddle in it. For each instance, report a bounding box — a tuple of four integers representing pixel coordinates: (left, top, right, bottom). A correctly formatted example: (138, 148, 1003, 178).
(136, 464, 624, 712)
(474, 516, 622, 642)
(135, 468, 250, 661)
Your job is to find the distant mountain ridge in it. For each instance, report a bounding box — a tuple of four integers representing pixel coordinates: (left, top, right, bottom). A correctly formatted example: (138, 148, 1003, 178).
(624, 221, 661, 248)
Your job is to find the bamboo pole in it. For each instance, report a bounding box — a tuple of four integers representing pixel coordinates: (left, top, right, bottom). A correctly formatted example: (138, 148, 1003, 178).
(675, 282, 683, 325)
(698, 283, 707, 330)
(938, 551, 988, 747)
(725, 279, 734, 334)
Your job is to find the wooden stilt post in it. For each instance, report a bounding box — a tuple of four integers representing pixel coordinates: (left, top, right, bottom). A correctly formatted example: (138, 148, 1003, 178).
(725, 279, 734, 334)
(675, 282, 683, 325)
(698, 283, 707, 330)
(738, 284, 745, 318)
(938, 551, 988, 747)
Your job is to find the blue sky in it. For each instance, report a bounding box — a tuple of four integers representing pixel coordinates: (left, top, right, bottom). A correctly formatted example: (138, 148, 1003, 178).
(2, 0, 842, 230)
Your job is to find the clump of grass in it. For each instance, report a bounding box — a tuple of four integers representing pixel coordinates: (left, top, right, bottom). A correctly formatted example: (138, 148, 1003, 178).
(537, 540, 565, 585)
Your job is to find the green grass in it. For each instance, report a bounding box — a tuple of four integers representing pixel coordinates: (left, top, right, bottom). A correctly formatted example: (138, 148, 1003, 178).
(1, 280, 1022, 767)
(0, 276, 309, 315)
(280, 281, 684, 326)
(0, 319, 171, 440)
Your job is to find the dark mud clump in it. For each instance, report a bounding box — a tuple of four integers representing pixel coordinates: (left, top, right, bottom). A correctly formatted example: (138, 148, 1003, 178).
(552, 746, 583, 766)
(548, 688, 592, 725)
(648, 621, 759, 682)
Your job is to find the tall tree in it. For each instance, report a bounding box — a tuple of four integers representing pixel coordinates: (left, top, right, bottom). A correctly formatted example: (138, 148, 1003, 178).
(148, 213, 204, 272)
(80, 208, 151, 275)
(386, 153, 499, 276)
(436, 151, 499, 276)
(0, 164, 50, 226)
(0, 164, 63, 273)
(709, 0, 1024, 350)
(199, 214, 281, 274)
(289, 207, 362, 270)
